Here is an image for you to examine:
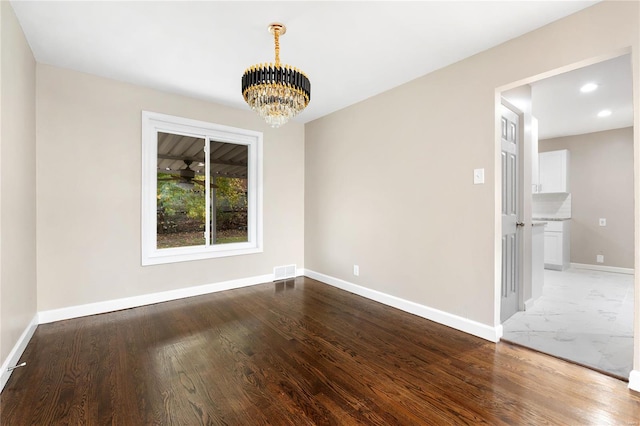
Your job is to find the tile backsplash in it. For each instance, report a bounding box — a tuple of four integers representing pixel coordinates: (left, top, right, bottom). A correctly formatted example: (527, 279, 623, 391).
(532, 193, 571, 219)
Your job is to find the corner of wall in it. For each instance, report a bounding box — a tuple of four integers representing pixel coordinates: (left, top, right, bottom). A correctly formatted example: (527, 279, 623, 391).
(0, 0, 38, 374)
(0, 315, 37, 393)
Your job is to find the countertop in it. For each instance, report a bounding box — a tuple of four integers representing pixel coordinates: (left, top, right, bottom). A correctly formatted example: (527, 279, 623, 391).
(532, 217, 571, 221)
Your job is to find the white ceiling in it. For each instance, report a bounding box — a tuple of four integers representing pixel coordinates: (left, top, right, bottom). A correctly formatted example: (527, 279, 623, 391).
(531, 54, 634, 140)
(11, 1, 601, 124)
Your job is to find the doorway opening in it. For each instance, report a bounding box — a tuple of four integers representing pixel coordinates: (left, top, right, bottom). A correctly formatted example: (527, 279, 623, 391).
(497, 53, 635, 380)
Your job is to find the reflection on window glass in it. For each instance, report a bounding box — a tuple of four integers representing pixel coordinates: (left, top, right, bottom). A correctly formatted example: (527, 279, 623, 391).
(156, 133, 249, 249)
(210, 141, 248, 245)
(211, 177, 248, 245)
(156, 132, 206, 249)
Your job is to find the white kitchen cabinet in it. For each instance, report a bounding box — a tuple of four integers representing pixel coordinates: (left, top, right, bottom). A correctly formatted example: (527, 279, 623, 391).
(539, 149, 570, 193)
(543, 220, 570, 270)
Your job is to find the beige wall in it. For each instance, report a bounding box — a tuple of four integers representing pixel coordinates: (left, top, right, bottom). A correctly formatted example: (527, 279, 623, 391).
(540, 128, 634, 269)
(36, 65, 305, 311)
(0, 2, 37, 362)
(305, 0, 639, 334)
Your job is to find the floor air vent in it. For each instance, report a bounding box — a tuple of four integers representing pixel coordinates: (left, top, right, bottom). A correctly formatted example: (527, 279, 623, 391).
(273, 264, 296, 281)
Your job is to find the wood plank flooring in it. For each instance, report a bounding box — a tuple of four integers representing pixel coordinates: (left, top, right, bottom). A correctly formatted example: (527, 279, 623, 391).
(2, 277, 639, 424)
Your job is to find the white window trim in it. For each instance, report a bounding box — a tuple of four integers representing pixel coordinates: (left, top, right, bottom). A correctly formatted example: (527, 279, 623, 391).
(141, 111, 263, 266)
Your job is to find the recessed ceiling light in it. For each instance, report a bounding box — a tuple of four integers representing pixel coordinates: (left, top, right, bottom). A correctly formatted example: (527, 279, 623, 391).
(580, 83, 598, 93)
(597, 109, 612, 117)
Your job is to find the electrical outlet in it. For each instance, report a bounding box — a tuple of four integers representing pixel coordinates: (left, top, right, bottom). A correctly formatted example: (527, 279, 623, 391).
(597, 255, 604, 263)
(353, 265, 359, 276)
(599, 218, 606, 226)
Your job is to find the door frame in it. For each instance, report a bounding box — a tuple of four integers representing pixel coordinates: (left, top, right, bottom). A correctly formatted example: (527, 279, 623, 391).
(493, 47, 640, 320)
(493, 48, 637, 369)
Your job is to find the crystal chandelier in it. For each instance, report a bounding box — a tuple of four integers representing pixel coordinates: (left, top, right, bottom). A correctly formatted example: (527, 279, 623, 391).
(242, 23, 311, 128)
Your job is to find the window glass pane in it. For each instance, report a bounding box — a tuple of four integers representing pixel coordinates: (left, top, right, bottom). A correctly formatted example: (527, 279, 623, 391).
(156, 132, 206, 249)
(210, 141, 248, 245)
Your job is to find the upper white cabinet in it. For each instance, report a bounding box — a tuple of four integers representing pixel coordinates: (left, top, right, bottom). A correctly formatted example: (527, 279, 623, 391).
(538, 149, 570, 193)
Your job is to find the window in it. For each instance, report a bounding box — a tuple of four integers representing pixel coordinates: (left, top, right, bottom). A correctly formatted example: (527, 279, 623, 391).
(142, 111, 262, 265)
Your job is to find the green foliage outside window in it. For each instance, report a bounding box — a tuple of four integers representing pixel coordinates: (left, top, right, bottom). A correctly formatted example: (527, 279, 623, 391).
(156, 174, 247, 237)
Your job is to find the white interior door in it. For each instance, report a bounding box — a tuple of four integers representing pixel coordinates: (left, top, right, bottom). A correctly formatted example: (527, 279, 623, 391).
(501, 105, 521, 322)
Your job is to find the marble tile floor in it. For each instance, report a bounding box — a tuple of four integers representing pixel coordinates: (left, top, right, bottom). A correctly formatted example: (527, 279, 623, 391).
(502, 267, 634, 379)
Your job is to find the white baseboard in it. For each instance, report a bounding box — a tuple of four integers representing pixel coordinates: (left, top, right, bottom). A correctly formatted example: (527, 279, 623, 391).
(39, 273, 280, 324)
(304, 270, 501, 342)
(570, 263, 634, 275)
(0, 314, 38, 393)
(629, 370, 640, 392)
(494, 324, 504, 341)
(524, 298, 535, 311)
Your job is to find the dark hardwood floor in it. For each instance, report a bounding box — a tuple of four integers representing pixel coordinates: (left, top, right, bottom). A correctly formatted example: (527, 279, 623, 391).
(2, 277, 639, 424)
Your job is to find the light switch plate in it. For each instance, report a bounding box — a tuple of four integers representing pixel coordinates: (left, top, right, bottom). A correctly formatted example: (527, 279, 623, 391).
(599, 218, 606, 226)
(473, 168, 485, 184)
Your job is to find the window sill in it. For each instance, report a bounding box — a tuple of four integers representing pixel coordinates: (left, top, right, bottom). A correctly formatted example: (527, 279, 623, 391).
(142, 244, 263, 266)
